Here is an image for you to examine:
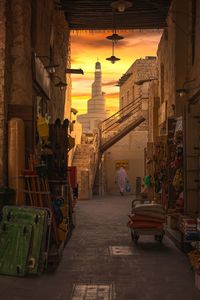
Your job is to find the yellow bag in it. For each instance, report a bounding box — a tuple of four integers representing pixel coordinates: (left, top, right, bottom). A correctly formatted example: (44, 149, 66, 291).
(37, 116, 49, 138)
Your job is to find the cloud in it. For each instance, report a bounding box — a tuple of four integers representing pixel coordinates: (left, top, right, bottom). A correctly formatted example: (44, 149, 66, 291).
(71, 76, 92, 82)
(106, 92, 119, 99)
(71, 30, 162, 51)
(102, 80, 118, 87)
(71, 92, 90, 97)
(71, 33, 110, 49)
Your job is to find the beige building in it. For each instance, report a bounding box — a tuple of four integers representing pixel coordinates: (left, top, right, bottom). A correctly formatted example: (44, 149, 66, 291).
(104, 57, 158, 194)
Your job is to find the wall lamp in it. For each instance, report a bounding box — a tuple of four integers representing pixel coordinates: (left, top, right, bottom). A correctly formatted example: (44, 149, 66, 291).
(36, 55, 59, 74)
(45, 64, 59, 74)
(134, 78, 158, 85)
(176, 88, 188, 97)
(176, 79, 200, 97)
(71, 108, 78, 115)
(51, 75, 67, 90)
(66, 68, 84, 75)
(176, 85, 200, 97)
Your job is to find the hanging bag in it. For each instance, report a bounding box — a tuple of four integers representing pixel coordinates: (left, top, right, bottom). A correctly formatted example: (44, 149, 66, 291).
(125, 181, 131, 193)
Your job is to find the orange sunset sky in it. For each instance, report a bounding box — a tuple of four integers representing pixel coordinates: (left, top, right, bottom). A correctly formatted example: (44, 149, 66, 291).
(70, 30, 162, 116)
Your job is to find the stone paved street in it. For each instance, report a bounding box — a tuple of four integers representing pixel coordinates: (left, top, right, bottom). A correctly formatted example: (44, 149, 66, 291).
(0, 195, 200, 300)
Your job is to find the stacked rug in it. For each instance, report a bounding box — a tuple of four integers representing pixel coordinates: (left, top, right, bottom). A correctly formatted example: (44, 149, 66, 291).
(128, 203, 166, 229)
(180, 217, 197, 233)
(180, 217, 200, 241)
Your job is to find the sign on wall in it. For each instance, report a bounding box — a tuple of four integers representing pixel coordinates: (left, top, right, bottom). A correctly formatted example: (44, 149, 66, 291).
(115, 160, 129, 169)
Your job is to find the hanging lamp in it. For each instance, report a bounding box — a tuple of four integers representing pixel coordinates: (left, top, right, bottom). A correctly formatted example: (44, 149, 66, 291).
(106, 30, 124, 42)
(107, 11, 124, 42)
(106, 41, 120, 64)
(111, 0, 132, 13)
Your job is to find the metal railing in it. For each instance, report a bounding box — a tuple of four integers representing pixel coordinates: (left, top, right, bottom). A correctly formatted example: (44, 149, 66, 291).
(100, 95, 145, 149)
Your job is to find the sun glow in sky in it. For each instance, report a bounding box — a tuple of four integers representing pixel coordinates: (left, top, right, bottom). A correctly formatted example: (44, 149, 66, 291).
(71, 30, 162, 116)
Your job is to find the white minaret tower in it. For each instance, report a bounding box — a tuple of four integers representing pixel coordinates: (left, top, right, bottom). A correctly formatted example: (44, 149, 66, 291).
(77, 61, 107, 133)
(92, 61, 102, 97)
(88, 61, 106, 114)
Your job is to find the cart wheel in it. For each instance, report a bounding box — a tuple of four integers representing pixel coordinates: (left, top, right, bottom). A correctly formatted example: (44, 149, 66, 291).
(131, 231, 139, 243)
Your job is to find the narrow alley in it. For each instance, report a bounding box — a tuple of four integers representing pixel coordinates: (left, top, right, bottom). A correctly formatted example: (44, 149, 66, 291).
(1, 196, 200, 300)
(1, 1, 200, 299)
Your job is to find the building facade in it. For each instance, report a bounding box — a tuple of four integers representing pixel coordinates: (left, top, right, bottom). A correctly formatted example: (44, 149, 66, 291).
(0, 0, 70, 186)
(104, 57, 158, 194)
(145, 0, 200, 246)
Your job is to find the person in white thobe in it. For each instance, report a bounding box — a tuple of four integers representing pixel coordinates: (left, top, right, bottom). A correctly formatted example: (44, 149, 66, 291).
(116, 167, 128, 195)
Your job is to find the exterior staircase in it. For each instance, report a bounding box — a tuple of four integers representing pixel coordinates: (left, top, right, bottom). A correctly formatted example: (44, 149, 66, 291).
(100, 95, 147, 153)
(72, 96, 147, 199)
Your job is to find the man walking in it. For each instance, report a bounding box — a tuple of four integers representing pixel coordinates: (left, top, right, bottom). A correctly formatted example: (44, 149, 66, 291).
(116, 166, 128, 196)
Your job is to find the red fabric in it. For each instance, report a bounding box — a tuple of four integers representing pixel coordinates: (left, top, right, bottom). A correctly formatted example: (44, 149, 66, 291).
(68, 166, 77, 188)
(182, 219, 196, 225)
(130, 213, 165, 223)
(127, 220, 163, 229)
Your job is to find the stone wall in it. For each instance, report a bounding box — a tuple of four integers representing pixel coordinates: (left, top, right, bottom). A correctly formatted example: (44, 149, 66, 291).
(157, 0, 190, 119)
(0, 0, 6, 185)
(187, 0, 200, 99)
(119, 57, 158, 109)
(5, 0, 69, 119)
(48, 7, 70, 121)
(9, 0, 32, 106)
(148, 80, 159, 143)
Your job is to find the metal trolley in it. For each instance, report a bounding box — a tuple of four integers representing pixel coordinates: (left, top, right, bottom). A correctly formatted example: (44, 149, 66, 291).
(131, 227, 165, 243)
